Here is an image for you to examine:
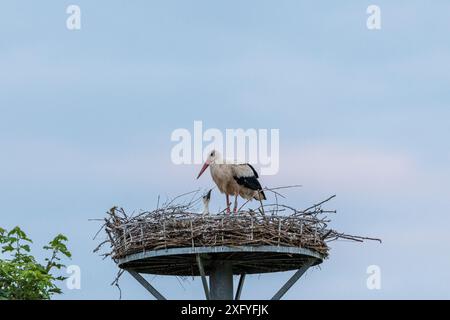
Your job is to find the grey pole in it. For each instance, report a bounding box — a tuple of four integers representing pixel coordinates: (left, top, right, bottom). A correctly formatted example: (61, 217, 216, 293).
(271, 259, 314, 300)
(209, 261, 233, 300)
(128, 270, 167, 300)
(234, 274, 246, 300)
(196, 254, 210, 300)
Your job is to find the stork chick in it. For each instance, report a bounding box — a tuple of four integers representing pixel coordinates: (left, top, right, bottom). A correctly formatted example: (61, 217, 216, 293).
(202, 189, 212, 215)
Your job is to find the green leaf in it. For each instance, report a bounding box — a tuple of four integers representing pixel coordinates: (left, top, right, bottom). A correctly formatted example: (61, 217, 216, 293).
(2, 244, 14, 253)
(0, 227, 71, 300)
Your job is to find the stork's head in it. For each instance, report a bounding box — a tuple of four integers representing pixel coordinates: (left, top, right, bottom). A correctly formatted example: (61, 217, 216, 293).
(202, 189, 212, 215)
(202, 189, 212, 204)
(196, 150, 220, 179)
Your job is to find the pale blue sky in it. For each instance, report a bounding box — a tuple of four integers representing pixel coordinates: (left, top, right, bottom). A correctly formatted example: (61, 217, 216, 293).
(1, 1, 450, 299)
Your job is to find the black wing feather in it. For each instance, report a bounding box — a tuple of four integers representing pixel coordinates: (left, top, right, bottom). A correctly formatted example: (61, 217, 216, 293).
(233, 165, 266, 200)
(233, 175, 263, 191)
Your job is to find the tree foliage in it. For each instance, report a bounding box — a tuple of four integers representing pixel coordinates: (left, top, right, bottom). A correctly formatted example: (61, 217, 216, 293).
(0, 226, 71, 300)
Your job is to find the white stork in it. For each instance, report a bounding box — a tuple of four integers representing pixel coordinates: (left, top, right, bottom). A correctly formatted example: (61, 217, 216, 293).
(196, 150, 266, 214)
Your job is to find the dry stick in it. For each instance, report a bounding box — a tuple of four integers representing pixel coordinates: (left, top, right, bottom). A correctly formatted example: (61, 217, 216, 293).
(264, 184, 302, 193)
(236, 185, 298, 213)
(190, 219, 194, 248)
(111, 269, 124, 299)
(140, 225, 144, 251)
(251, 216, 254, 240)
(264, 188, 286, 199)
(274, 190, 279, 216)
(258, 198, 265, 215)
(92, 222, 106, 240)
(277, 218, 281, 246)
(221, 218, 224, 243)
(166, 189, 200, 208)
(298, 195, 337, 215)
(331, 232, 382, 243)
(163, 220, 167, 250)
(237, 198, 252, 212)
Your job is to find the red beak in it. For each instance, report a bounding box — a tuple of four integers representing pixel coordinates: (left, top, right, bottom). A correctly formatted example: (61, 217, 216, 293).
(196, 162, 210, 179)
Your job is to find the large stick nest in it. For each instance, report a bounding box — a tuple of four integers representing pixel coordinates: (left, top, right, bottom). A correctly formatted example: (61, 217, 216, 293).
(95, 188, 380, 261)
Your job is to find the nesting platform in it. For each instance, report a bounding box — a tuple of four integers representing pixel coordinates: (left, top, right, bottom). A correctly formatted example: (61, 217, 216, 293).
(118, 245, 323, 300)
(118, 245, 323, 276)
(97, 193, 379, 299)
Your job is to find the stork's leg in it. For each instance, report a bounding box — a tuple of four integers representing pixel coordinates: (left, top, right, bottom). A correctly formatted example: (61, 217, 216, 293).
(226, 194, 230, 214)
(233, 194, 238, 213)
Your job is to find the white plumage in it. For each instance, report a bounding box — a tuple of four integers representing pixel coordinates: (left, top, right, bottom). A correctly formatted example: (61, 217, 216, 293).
(197, 150, 266, 213)
(202, 189, 211, 215)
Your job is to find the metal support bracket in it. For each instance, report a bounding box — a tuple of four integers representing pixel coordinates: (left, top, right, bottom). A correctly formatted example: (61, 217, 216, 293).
(271, 259, 314, 300)
(196, 254, 210, 300)
(234, 274, 246, 300)
(128, 270, 167, 300)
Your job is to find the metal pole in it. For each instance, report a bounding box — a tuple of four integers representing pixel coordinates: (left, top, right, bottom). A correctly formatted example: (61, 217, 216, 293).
(128, 270, 167, 300)
(234, 274, 246, 300)
(196, 254, 210, 300)
(209, 261, 233, 300)
(271, 259, 314, 300)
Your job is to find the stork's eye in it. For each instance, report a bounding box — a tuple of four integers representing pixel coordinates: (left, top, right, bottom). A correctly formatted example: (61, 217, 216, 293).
(210, 151, 214, 156)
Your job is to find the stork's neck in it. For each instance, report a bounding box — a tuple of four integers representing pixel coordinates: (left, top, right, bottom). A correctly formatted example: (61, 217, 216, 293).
(202, 201, 210, 215)
(209, 161, 224, 172)
(210, 155, 227, 166)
